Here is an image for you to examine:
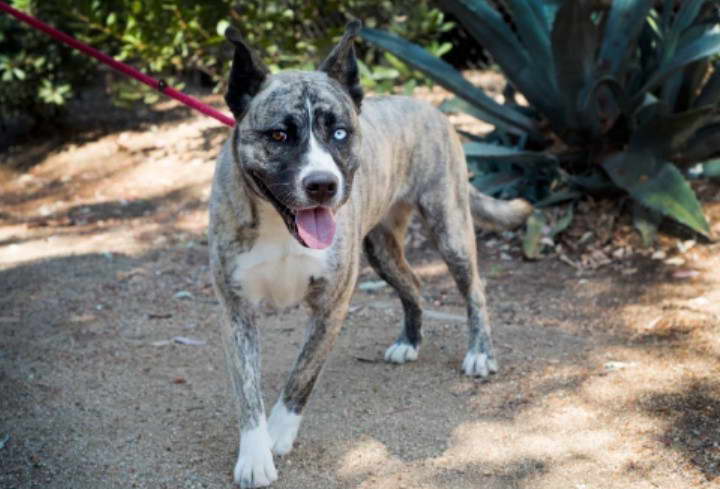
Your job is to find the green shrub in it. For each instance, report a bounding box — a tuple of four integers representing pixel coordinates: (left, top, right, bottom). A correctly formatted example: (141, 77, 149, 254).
(361, 0, 720, 252)
(0, 0, 452, 124)
(0, 0, 91, 123)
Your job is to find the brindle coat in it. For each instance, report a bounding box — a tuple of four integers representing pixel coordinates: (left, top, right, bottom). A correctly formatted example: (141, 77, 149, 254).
(209, 22, 531, 488)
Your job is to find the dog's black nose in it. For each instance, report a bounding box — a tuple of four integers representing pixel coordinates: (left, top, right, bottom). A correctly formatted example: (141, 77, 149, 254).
(303, 171, 338, 203)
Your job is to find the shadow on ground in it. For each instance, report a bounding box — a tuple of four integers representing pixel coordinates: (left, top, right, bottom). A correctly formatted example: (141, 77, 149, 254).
(2, 211, 719, 488)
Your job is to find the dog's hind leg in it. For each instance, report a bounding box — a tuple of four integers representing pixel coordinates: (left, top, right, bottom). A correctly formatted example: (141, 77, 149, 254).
(267, 258, 359, 457)
(418, 188, 498, 378)
(362, 202, 423, 364)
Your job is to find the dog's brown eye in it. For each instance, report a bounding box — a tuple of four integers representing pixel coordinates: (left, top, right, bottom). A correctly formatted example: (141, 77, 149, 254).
(270, 130, 287, 142)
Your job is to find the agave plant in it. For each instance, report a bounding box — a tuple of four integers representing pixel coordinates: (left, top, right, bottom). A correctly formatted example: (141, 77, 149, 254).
(360, 0, 720, 251)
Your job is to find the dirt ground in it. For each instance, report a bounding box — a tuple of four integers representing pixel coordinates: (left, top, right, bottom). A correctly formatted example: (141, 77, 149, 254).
(3, 89, 720, 489)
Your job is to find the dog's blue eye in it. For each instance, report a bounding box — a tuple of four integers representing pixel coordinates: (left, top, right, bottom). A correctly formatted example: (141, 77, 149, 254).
(333, 128, 348, 141)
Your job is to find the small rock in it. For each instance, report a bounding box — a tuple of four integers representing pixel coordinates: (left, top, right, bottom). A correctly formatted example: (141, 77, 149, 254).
(677, 240, 696, 254)
(651, 250, 667, 260)
(174, 291, 194, 300)
(604, 361, 637, 371)
(664, 256, 685, 266)
(358, 280, 387, 291)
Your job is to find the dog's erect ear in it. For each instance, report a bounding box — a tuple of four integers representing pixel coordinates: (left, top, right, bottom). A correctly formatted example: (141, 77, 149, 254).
(224, 26, 269, 120)
(318, 20, 363, 110)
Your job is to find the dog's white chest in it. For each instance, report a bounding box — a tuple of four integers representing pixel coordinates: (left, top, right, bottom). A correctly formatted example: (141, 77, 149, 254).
(230, 205, 330, 309)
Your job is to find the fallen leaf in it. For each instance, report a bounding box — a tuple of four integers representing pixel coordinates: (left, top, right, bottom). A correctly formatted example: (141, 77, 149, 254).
(672, 269, 700, 279)
(172, 336, 206, 346)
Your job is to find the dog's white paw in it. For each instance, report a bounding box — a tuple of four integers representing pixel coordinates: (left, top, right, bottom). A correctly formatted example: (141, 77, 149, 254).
(384, 341, 419, 364)
(268, 400, 302, 456)
(234, 419, 278, 488)
(462, 351, 498, 377)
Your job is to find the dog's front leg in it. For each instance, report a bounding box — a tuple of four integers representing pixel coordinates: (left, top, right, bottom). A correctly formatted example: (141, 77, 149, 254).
(267, 270, 357, 456)
(214, 280, 277, 488)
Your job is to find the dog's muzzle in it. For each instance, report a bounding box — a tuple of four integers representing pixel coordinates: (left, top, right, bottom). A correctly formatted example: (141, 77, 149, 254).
(250, 170, 337, 250)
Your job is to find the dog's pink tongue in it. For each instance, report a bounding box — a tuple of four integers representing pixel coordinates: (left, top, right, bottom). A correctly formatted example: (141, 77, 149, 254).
(296, 208, 336, 249)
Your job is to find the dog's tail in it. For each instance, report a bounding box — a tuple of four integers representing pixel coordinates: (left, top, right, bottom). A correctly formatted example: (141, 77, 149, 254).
(468, 186, 533, 231)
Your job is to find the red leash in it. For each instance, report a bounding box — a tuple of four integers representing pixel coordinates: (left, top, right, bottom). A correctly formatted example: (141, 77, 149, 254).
(0, 1, 236, 127)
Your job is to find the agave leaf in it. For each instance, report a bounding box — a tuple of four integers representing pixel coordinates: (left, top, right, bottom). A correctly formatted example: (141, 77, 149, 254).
(602, 151, 710, 236)
(464, 142, 557, 166)
(551, 0, 597, 130)
(637, 16, 662, 82)
(534, 189, 582, 208)
(522, 210, 547, 260)
(672, 0, 707, 35)
(598, 0, 653, 77)
(578, 76, 623, 136)
(637, 32, 720, 101)
(693, 61, 720, 107)
(471, 171, 523, 195)
(631, 104, 716, 158)
(504, 0, 555, 87)
(438, 97, 520, 134)
(661, 0, 675, 31)
(633, 201, 662, 246)
(675, 60, 711, 111)
(541, 0, 563, 27)
(681, 123, 720, 162)
(359, 28, 540, 136)
(569, 171, 614, 192)
(439, 0, 562, 123)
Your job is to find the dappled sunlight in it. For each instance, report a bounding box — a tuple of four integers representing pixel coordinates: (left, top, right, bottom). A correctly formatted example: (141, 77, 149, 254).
(3, 69, 720, 489)
(0, 116, 223, 268)
(337, 437, 405, 480)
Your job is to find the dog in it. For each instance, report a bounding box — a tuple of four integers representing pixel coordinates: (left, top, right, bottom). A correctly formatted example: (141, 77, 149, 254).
(208, 21, 532, 488)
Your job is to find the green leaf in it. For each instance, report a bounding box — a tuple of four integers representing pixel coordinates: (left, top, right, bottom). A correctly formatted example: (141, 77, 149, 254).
(598, 0, 653, 76)
(681, 123, 720, 162)
(672, 0, 707, 35)
(551, 0, 597, 128)
(631, 104, 716, 158)
(633, 201, 662, 246)
(675, 59, 711, 111)
(464, 142, 557, 167)
(522, 210, 547, 260)
(637, 32, 720, 100)
(438, 0, 561, 125)
(504, 0, 554, 81)
(359, 27, 540, 137)
(471, 171, 523, 195)
(602, 151, 710, 236)
(534, 189, 582, 208)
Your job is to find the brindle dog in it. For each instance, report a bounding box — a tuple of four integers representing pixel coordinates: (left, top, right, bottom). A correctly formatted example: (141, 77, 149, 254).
(209, 21, 532, 487)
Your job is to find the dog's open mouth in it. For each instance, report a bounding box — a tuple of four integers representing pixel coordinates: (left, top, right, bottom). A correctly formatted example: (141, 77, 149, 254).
(250, 171, 336, 250)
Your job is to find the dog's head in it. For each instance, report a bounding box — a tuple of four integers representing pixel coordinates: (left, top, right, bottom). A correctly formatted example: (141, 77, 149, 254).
(224, 21, 363, 250)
